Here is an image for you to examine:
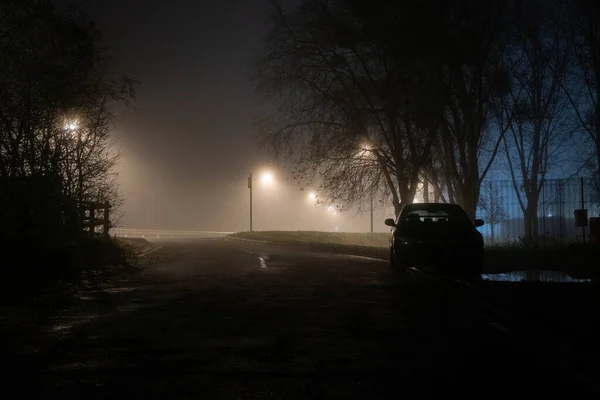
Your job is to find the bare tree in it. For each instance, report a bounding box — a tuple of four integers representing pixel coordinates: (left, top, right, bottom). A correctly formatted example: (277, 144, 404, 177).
(563, 0, 600, 201)
(434, 0, 516, 221)
(0, 0, 135, 233)
(502, 1, 573, 243)
(254, 0, 448, 217)
(478, 180, 509, 243)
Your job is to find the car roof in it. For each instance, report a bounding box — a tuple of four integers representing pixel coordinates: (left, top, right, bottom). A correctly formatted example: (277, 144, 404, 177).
(401, 202, 465, 213)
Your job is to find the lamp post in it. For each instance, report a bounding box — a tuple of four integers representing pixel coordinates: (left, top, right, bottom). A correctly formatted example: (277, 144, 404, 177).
(357, 142, 376, 233)
(248, 173, 253, 233)
(248, 170, 274, 233)
(370, 192, 373, 233)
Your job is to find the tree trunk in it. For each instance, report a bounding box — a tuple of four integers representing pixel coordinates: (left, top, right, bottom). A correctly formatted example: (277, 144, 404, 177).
(523, 199, 539, 246)
(433, 183, 441, 203)
(458, 178, 480, 222)
(491, 224, 495, 243)
(393, 200, 403, 218)
(423, 180, 430, 203)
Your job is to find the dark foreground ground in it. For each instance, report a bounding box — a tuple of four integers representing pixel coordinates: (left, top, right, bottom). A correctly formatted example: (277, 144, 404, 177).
(1, 237, 599, 398)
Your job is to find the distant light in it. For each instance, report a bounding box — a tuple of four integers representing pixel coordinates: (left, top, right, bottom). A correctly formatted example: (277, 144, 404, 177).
(308, 192, 316, 200)
(335, 226, 339, 231)
(548, 213, 553, 217)
(327, 206, 333, 212)
(261, 172, 274, 185)
(65, 120, 79, 131)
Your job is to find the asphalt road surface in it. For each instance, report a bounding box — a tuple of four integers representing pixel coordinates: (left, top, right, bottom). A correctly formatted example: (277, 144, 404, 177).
(2, 238, 598, 398)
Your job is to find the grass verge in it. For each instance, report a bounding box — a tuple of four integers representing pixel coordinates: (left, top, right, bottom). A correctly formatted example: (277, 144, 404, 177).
(229, 231, 389, 260)
(229, 231, 389, 247)
(229, 231, 600, 274)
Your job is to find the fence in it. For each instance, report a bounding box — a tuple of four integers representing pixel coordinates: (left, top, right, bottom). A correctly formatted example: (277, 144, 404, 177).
(0, 176, 113, 242)
(476, 177, 600, 246)
(79, 201, 111, 238)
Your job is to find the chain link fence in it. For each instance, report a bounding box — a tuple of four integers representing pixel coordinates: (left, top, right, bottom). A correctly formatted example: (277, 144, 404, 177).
(477, 177, 600, 246)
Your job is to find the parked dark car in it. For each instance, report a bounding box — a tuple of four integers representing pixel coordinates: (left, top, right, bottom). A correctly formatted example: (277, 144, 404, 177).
(384, 203, 485, 277)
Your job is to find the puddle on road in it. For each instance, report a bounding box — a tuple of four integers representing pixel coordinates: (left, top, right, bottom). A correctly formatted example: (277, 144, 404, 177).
(482, 270, 593, 283)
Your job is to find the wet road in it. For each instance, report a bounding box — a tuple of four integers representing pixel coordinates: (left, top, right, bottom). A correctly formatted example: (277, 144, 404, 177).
(2, 238, 599, 398)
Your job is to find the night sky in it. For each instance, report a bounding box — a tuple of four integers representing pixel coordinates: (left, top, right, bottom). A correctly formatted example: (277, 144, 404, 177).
(72, 0, 387, 232)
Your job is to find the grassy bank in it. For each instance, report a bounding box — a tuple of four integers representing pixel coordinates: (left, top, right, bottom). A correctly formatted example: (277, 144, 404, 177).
(228, 231, 389, 259)
(229, 231, 600, 274)
(229, 231, 389, 247)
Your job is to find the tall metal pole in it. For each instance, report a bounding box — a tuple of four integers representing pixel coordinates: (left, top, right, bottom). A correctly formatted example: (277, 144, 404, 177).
(581, 176, 585, 244)
(249, 173, 253, 233)
(370, 193, 374, 233)
(559, 180, 563, 244)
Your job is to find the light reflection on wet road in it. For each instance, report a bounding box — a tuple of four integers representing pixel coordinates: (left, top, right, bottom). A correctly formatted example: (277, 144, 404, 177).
(483, 270, 594, 283)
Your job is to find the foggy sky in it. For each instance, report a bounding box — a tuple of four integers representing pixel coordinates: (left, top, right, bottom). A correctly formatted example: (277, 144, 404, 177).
(74, 0, 391, 232)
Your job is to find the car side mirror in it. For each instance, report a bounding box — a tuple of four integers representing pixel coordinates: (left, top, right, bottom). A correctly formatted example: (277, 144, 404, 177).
(384, 218, 396, 227)
(474, 218, 485, 227)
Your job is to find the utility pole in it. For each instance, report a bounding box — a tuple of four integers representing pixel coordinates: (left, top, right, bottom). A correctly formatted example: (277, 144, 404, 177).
(248, 173, 253, 233)
(370, 193, 374, 233)
(581, 177, 585, 244)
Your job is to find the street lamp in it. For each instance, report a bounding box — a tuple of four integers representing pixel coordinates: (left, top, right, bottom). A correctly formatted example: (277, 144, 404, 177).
(248, 170, 274, 232)
(355, 143, 377, 233)
(261, 172, 274, 185)
(65, 121, 79, 132)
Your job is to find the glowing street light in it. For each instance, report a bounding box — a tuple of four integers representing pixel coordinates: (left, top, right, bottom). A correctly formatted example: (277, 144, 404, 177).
(64, 117, 80, 134)
(261, 171, 274, 186)
(308, 192, 316, 200)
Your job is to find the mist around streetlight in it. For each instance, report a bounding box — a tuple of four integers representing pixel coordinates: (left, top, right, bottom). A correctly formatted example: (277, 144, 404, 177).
(308, 192, 316, 200)
(260, 171, 274, 186)
(64, 119, 79, 132)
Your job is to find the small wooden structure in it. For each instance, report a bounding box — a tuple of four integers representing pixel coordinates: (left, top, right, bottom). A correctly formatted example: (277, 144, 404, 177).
(79, 201, 111, 238)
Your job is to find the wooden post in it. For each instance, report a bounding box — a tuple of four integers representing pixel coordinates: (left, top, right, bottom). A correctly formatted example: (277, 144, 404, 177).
(103, 201, 110, 238)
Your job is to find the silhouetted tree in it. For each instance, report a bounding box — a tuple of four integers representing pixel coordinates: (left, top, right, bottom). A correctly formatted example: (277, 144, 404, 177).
(478, 180, 509, 243)
(502, 0, 573, 243)
(431, 0, 516, 221)
(254, 0, 451, 217)
(0, 0, 135, 220)
(255, 0, 520, 218)
(563, 0, 600, 188)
